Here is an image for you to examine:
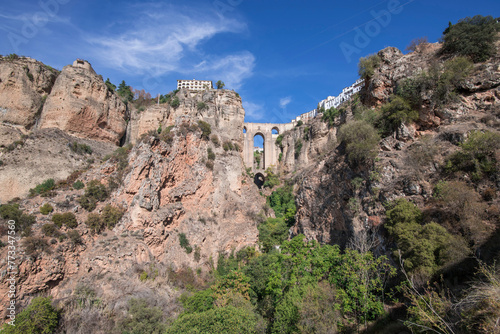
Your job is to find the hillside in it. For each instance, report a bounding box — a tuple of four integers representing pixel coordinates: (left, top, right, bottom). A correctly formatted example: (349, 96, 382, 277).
(0, 16, 499, 334)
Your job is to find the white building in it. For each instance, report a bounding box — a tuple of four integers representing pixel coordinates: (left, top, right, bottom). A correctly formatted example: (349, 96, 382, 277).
(177, 79, 213, 91)
(319, 79, 365, 111)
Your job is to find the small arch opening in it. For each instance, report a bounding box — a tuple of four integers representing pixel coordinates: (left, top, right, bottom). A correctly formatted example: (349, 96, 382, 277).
(254, 173, 265, 189)
(253, 133, 264, 169)
(243, 126, 247, 134)
(272, 127, 279, 135)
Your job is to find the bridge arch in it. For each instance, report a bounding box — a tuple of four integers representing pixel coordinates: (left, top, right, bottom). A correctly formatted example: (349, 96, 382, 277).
(243, 122, 295, 172)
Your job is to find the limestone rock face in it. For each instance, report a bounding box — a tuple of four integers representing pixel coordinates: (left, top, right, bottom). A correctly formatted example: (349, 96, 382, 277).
(0, 128, 116, 203)
(0, 57, 58, 129)
(127, 89, 244, 145)
(39, 62, 127, 145)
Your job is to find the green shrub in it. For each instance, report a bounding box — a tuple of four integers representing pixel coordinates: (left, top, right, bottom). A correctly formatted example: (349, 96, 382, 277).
(198, 120, 211, 140)
(105, 78, 116, 92)
(378, 96, 419, 134)
(295, 120, 303, 127)
(67, 229, 82, 245)
(166, 305, 259, 334)
(445, 130, 500, 180)
(303, 126, 310, 141)
(210, 134, 220, 147)
(105, 144, 133, 171)
(41, 223, 60, 237)
(267, 185, 296, 226)
(73, 180, 84, 190)
(78, 180, 108, 211)
(69, 141, 93, 155)
(358, 53, 381, 79)
(29, 178, 55, 196)
(275, 134, 284, 148)
(179, 233, 193, 254)
(0, 204, 36, 233)
(23, 237, 50, 257)
(51, 212, 78, 228)
(205, 160, 214, 170)
(223, 141, 234, 152)
(207, 147, 216, 160)
(197, 102, 208, 111)
(160, 125, 175, 144)
(40, 203, 53, 215)
(170, 96, 180, 108)
(263, 168, 280, 189)
(385, 198, 468, 276)
(322, 107, 341, 127)
(101, 204, 124, 229)
(258, 217, 289, 252)
(294, 139, 303, 159)
(1, 297, 59, 334)
(397, 56, 473, 108)
(440, 15, 500, 62)
(338, 120, 380, 166)
(85, 213, 104, 234)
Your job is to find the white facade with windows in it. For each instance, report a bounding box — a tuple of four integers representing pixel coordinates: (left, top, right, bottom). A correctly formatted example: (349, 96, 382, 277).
(318, 79, 365, 111)
(177, 79, 213, 91)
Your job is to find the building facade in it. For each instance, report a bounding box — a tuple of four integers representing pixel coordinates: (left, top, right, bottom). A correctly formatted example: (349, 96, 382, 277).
(177, 79, 213, 91)
(319, 79, 364, 111)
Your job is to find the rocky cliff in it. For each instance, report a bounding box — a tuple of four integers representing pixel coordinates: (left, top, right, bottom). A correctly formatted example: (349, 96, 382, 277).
(39, 62, 127, 145)
(0, 87, 266, 327)
(277, 40, 500, 248)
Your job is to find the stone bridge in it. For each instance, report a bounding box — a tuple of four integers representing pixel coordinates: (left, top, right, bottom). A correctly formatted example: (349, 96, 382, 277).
(243, 122, 295, 172)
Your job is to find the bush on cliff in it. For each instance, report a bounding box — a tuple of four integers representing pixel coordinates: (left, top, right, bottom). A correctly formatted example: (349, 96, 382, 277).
(441, 15, 500, 62)
(1, 297, 59, 334)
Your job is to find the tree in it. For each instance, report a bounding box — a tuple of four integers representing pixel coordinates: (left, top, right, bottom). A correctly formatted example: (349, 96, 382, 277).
(104, 78, 116, 92)
(215, 80, 225, 89)
(117, 80, 134, 102)
(115, 298, 166, 334)
(440, 15, 500, 62)
(358, 53, 381, 80)
(338, 120, 380, 166)
(1, 297, 59, 334)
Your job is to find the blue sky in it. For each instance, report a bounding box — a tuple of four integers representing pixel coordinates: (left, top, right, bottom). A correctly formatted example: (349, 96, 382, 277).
(1, 0, 498, 124)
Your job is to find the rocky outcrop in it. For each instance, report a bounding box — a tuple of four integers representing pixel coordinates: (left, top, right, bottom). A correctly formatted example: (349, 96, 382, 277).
(39, 61, 127, 145)
(0, 89, 265, 320)
(127, 89, 244, 145)
(0, 128, 116, 203)
(0, 56, 58, 129)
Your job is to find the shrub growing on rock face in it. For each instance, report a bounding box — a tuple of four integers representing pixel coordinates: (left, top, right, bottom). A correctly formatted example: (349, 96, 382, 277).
(198, 120, 212, 140)
(29, 178, 55, 197)
(0, 204, 36, 233)
(338, 120, 380, 166)
(23, 236, 50, 257)
(78, 180, 108, 211)
(52, 212, 78, 228)
(440, 15, 500, 62)
(41, 223, 60, 237)
(358, 53, 381, 80)
(445, 130, 500, 181)
(39, 203, 53, 215)
(1, 297, 59, 334)
(101, 204, 124, 229)
(85, 213, 104, 234)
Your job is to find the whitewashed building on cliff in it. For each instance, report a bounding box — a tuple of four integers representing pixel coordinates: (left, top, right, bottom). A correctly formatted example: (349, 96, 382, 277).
(319, 79, 365, 111)
(177, 79, 213, 91)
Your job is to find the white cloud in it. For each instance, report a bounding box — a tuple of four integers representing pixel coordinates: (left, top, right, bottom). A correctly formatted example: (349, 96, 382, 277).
(86, 4, 254, 88)
(243, 101, 265, 120)
(191, 52, 255, 90)
(279, 96, 292, 108)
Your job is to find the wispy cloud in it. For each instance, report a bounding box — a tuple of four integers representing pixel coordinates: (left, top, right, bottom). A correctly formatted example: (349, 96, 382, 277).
(243, 101, 265, 120)
(86, 4, 254, 89)
(279, 96, 292, 108)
